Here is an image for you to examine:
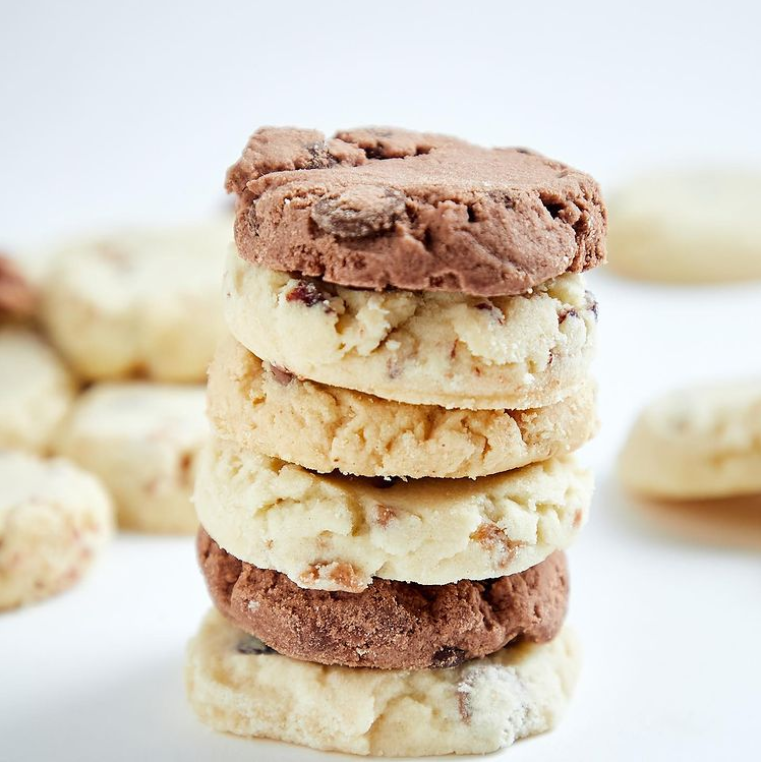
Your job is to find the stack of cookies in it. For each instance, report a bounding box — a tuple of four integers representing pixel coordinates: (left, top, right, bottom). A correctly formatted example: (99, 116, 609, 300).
(187, 127, 607, 757)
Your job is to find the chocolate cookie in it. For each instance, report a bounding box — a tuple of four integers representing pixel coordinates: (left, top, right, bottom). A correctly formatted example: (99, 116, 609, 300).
(225, 127, 607, 296)
(198, 529, 568, 671)
(0, 255, 36, 319)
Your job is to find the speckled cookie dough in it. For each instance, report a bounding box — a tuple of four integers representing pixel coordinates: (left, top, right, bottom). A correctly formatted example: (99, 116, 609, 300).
(55, 383, 208, 533)
(186, 608, 579, 757)
(194, 436, 592, 590)
(0, 327, 76, 454)
(0, 451, 113, 610)
(208, 336, 598, 478)
(40, 217, 231, 382)
(618, 379, 761, 500)
(608, 169, 761, 283)
(223, 253, 598, 410)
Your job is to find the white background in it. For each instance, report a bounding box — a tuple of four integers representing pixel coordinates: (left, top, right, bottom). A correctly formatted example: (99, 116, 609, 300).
(1, 1, 760, 760)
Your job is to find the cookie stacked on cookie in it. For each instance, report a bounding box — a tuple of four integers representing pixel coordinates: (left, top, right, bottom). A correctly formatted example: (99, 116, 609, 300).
(187, 127, 606, 756)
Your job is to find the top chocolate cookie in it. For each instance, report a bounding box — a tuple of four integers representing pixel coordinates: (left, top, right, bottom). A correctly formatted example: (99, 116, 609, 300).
(226, 127, 607, 296)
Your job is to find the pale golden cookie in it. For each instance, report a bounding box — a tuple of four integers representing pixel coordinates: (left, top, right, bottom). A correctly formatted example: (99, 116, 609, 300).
(208, 336, 598, 478)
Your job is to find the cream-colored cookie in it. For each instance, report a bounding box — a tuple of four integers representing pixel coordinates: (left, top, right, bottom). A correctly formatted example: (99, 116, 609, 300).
(40, 217, 231, 381)
(223, 253, 597, 410)
(0, 451, 113, 610)
(608, 169, 761, 283)
(186, 609, 579, 757)
(209, 335, 598, 478)
(194, 436, 592, 590)
(55, 383, 208, 533)
(618, 380, 761, 500)
(0, 327, 75, 454)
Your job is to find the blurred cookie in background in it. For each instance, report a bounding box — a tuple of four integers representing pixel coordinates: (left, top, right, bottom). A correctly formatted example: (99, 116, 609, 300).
(39, 216, 232, 382)
(55, 383, 207, 534)
(618, 380, 761, 547)
(0, 450, 113, 611)
(1, 254, 76, 454)
(607, 170, 761, 283)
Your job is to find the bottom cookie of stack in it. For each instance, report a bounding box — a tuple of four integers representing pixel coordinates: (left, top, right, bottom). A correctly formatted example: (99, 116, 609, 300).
(187, 531, 580, 756)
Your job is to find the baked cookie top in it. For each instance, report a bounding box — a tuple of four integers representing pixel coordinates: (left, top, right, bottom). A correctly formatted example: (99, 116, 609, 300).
(226, 126, 607, 296)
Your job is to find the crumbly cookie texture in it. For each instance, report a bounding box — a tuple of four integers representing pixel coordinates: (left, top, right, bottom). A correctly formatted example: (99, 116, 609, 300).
(0, 327, 76, 454)
(186, 609, 579, 757)
(39, 217, 231, 382)
(226, 126, 607, 296)
(223, 254, 598, 410)
(0, 451, 113, 610)
(55, 383, 208, 533)
(608, 170, 761, 283)
(618, 379, 761, 500)
(194, 437, 592, 590)
(208, 336, 597, 478)
(200, 531, 568, 670)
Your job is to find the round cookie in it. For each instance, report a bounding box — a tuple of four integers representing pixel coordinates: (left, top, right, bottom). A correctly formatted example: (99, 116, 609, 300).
(618, 380, 761, 500)
(608, 169, 761, 283)
(40, 216, 231, 382)
(208, 336, 598, 478)
(226, 126, 607, 296)
(55, 383, 208, 534)
(0, 254, 37, 319)
(200, 530, 568, 670)
(224, 254, 598, 410)
(0, 450, 113, 611)
(0, 327, 76, 454)
(186, 608, 579, 757)
(194, 436, 592, 590)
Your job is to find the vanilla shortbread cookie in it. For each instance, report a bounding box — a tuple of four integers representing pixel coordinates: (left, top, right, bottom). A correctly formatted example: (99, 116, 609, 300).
(224, 253, 598, 410)
(194, 437, 592, 590)
(619, 380, 761, 500)
(0, 327, 75, 454)
(208, 336, 598, 478)
(186, 609, 579, 757)
(608, 170, 761, 282)
(40, 217, 231, 381)
(0, 451, 113, 610)
(55, 383, 208, 533)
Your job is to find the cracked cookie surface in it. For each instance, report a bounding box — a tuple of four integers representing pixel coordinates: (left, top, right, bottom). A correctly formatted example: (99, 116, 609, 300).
(226, 126, 606, 296)
(224, 254, 598, 410)
(199, 531, 568, 670)
(186, 608, 579, 756)
(208, 335, 597, 477)
(194, 436, 592, 589)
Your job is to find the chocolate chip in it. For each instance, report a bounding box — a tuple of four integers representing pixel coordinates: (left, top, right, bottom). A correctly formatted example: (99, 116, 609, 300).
(368, 475, 400, 490)
(286, 281, 326, 308)
(431, 646, 467, 668)
(236, 635, 275, 655)
(268, 363, 295, 386)
(310, 186, 405, 239)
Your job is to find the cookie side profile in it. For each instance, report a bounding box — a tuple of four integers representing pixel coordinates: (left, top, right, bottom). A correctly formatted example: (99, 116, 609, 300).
(55, 383, 207, 533)
(0, 327, 76, 454)
(0, 451, 113, 610)
(199, 531, 568, 670)
(608, 170, 761, 283)
(186, 609, 579, 756)
(226, 126, 607, 296)
(224, 253, 598, 410)
(618, 380, 761, 500)
(207, 336, 598, 478)
(194, 437, 592, 590)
